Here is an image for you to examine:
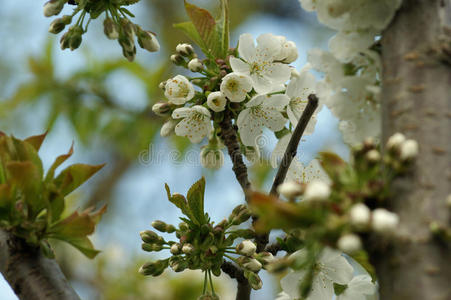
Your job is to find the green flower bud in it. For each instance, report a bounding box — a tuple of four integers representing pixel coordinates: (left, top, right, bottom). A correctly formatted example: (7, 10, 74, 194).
(69, 26, 83, 51)
(244, 270, 262, 290)
(119, 18, 135, 39)
(179, 222, 189, 231)
(230, 204, 246, 219)
(140, 230, 163, 244)
(59, 31, 70, 50)
(232, 209, 251, 225)
(152, 220, 169, 232)
(255, 252, 275, 266)
(141, 243, 164, 252)
(104, 18, 119, 40)
(200, 147, 224, 170)
(48, 18, 66, 34)
(139, 260, 168, 276)
(43, 0, 64, 17)
(169, 257, 188, 272)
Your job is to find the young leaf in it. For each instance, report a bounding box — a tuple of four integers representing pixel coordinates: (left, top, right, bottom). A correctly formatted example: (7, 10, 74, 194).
(24, 132, 47, 152)
(164, 183, 194, 220)
(53, 163, 104, 196)
(186, 177, 206, 225)
(45, 143, 74, 182)
(52, 235, 101, 259)
(217, 0, 229, 58)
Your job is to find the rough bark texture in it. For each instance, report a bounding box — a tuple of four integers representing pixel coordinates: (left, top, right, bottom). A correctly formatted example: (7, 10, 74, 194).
(376, 0, 451, 299)
(0, 230, 80, 300)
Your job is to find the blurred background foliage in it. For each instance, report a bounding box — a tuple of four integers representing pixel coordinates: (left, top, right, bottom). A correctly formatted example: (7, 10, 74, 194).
(0, 0, 342, 299)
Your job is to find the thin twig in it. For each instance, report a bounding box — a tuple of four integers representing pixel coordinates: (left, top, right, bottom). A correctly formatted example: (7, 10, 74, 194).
(254, 94, 319, 253)
(270, 94, 319, 195)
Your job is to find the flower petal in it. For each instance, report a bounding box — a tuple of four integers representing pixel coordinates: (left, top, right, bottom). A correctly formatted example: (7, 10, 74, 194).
(230, 57, 250, 74)
(237, 109, 263, 146)
(319, 248, 353, 285)
(172, 107, 192, 119)
(238, 33, 257, 62)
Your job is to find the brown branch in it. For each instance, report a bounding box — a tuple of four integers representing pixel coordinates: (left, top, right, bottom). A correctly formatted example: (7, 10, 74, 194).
(254, 94, 319, 253)
(218, 109, 252, 300)
(270, 94, 319, 195)
(221, 261, 251, 300)
(0, 230, 80, 300)
(218, 109, 251, 195)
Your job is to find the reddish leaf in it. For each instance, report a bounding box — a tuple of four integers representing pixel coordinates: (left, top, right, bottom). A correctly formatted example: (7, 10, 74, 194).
(45, 143, 74, 182)
(24, 132, 47, 152)
(53, 163, 104, 196)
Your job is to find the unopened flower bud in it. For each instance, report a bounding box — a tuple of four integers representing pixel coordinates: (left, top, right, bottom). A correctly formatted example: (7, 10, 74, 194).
(349, 203, 371, 228)
(152, 220, 168, 232)
(182, 243, 194, 254)
(176, 43, 194, 56)
(233, 210, 251, 225)
(277, 181, 302, 199)
(337, 234, 362, 253)
(188, 58, 203, 72)
(136, 27, 160, 52)
(142, 243, 163, 252)
(119, 18, 135, 39)
(386, 133, 406, 150)
(236, 240, 257, 256)
(366, 149, 381, 162)
(400, 139, 418, 160)
(159, 81, 167, 90)
(304, 180, 331, 201)
(170, 243, 181, 254)
(179, 221, 189, 231)
(160, 118, 178, 137)
(372, 208, 399, 234)
(43, 0, 64, 17)
(139, 260, 168, 276)
(207, 91, 227, 112)
(245, 271, 263, 290)
(240, 257, 262, 272)
(256, 252, 275, 266)
(140, 230, 162, 244)
(49, 18, 66, 34)
(290, 67, 301, 78)
(281, 41, 298, 63)
(104, 18, 119, 40)
(171, 54, 184, 65)
(200, 147, 224, 170)
(152, 102, 171, 117)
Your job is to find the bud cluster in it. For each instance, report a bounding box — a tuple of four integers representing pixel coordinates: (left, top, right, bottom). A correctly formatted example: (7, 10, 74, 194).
(44, 0, 159, 60)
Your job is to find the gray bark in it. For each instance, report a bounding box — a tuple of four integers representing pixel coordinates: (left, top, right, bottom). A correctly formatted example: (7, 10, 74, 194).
(376, 0, 451, 299)
(0, 229, 80, 300)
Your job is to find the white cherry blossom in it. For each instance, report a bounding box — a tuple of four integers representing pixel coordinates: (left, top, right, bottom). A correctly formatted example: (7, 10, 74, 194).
(164, 75, 195, 105)
(220, 72, 252, 102)
(280, 247, 354, 300)
(230, 33, 291, 94)
(172, 105, 212, 143)
(237, 94, 289, 146)
(206, 91, 227, 112)
(285, 69, 317, 134)
(337, 274, 376, 300)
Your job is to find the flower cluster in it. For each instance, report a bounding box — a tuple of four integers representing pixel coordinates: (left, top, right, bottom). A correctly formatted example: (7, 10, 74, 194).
(299, 0, 402, 146)
(139, 178, 274, 297)
(251, 133, 418, 299)
(43, 0, 159, 60)
(153, 33, 320, 169)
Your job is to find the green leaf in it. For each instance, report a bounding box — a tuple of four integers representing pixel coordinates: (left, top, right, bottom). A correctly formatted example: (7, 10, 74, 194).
(48, 206, 106, 259)
(216, 0, 230, 58)
(186, 177, 206, 225)
(164, 183, 194, 220)
(173, 22, 210, 56)
(53, 163, 104, 196)
(53, 235, 100, 259)
(45, 143, 74, 182)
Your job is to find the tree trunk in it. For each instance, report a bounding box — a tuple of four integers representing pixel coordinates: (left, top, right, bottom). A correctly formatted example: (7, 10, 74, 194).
(376, 0, 451, 299)
(0, 230, 80, 300)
